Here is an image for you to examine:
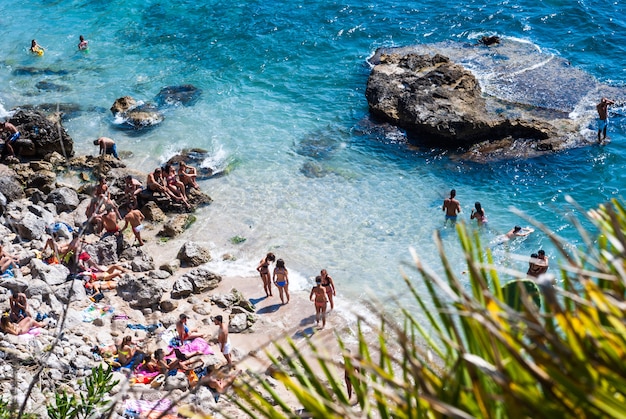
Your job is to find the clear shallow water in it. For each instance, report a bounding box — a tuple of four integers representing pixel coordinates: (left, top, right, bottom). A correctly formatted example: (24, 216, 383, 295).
(1, 0, 625, 325)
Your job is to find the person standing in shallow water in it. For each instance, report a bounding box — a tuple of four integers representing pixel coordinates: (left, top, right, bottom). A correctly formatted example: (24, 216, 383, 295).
(310, 276, 328, 329)
(273, 258, 290, 304)
(597, 97, 615, 143)
(78, 35, 88, 50)
(320, 269, 336, 310)
(442, 189, 461, 226)
(257, 252, 275, 297)
(470, 202, 487, 226)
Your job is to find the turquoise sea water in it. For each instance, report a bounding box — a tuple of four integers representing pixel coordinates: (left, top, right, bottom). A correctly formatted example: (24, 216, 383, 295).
(1, 1, 625, 326)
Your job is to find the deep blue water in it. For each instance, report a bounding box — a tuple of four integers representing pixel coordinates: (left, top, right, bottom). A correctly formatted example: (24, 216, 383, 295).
(1, 0, 625, 324)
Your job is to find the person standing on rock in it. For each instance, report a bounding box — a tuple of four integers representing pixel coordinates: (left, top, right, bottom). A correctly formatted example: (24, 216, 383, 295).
(213, 315, 233, 367)
(597, 97, 615, 143)
(442, 189, 461, 226)
(93, 136, 120, 160)
(0, 121, 20, 158)
(121, 209, 145, 246)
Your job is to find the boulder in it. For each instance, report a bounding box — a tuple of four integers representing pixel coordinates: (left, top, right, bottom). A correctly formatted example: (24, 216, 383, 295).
(141, 201, 166, 222)
(0, 165, 25, 202)
(46, 187, 79, 212)
(158, 214, 194, 238)
(30, 258, 70, 286)
(121, 246, 155, 272)
(171, 277, 194, 299)
(110, 97, 164, 130)
(365, 52, 557, 147)
(7, 109, 74, 159)
(228, 313, 248, 333)
(183, 267, 222, 293)
(177, 241, 211, 267)
(116, 275, 163, 308)
(82, 235, 120, 265)
(155, 85, 202, 108)
(7, 211, 47, 240)
(160, 259, 180, 274)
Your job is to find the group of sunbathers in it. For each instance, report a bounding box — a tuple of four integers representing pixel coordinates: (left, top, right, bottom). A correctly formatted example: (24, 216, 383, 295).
(146, 161, 200, 209)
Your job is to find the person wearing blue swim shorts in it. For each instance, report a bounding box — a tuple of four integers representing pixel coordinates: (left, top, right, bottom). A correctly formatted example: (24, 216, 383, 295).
(597, 97, 615, 143)
(94, 136, 120, 159)
(442, 189, 461, 226)
(0, 121, 20, 157)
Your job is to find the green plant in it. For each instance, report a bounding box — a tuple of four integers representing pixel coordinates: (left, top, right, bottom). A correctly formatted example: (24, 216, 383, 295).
(47, 365, 118, 419)
(229, 198, 626, 418)
(230, 235, 247, 244)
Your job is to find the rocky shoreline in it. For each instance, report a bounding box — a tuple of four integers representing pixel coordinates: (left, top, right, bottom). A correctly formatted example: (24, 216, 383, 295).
(0, 119, 344, 417)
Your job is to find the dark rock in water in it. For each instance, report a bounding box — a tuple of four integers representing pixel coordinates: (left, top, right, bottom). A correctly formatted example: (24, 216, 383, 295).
(12, 67, 70, 76)
(478, 35, 500, 46)
(110, 96, 164, 130)
(155, 84, 202, 107)
(295, 130, 342, 160)
(35, 81, 70, 92)
(16, 103, 82, 120)
(365, 51, 565, 157)
(300, 161, 327, 178)
(5, 109, 74, 160)
(166, 149, 221, 179)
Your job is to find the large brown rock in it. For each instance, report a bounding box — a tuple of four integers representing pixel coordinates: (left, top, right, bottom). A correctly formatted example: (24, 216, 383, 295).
(366, 53, 557, 147)
(110, 96, 164, 130)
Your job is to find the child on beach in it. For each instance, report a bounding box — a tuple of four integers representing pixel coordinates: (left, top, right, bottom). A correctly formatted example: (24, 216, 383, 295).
(273, 258, 289, 304)
(257, 252, 276, 297)
(310, 276, 328, 329)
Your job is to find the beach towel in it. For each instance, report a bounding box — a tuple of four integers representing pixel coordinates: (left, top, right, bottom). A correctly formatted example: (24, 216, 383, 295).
(82, 303, 114, 322)
(160, 325, 178, 346)
(123, 399, 176, 419)
(167, 337, 214, 358)
(132, 364, 160, 385)
(18, 328, 42, 340)
(127, 323, 162, 333)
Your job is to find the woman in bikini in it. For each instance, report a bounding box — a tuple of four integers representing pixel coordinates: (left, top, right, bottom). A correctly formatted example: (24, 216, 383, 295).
(470, 202, 487, 226)
(320, 269, 336, 310)
(164, 164, 190, 208)
(273, 258, 290, 304)
(310, 276, 328, 329)
(256, 252, 275, 297)
(0, 313, 44, 336)
(178, 161, 200, 189)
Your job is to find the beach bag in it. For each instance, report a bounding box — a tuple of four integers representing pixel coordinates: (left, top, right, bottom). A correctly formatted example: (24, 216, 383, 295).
(48, 222, 73, 239)
(151, 374, 165, 388)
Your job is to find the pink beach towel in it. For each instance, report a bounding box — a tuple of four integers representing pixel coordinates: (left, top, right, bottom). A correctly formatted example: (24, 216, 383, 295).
(167, 337, 214, 358)
(19, 328, 42, 339)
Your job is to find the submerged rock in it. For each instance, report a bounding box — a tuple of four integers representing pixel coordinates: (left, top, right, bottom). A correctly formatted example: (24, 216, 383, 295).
(155, 84, 202, 107)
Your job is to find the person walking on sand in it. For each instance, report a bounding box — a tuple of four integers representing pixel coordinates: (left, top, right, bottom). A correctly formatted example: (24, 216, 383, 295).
(310, 276, 328, 329)
(470, 202, 487, 226)
(121, 209, 145, 246)
(320, 269, 336, 310)
(257, 252, 276, 297)
(442, 189, 461, 225)
(527, 249, 548, 278)
(213, 315, 233, 367)
(597, 97, 615, 142)
(93, 137, 119, 160)
(78, 35, 88, 50)
(273, 258, 290, 304)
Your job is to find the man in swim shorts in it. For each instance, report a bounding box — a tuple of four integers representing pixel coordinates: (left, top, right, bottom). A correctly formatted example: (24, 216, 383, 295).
(121, 209, 145, 246)
(597, 97, 615, 142)
(93, 137, 120, 160)
(213, 315, 232, 367)
(442, 189, 461, 225)
(0, 122, 20, 157)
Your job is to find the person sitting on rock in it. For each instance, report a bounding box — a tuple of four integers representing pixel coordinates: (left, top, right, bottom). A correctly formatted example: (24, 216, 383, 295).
(178, 161, 200, 189)
(0, 244, 18, 275)
(0, 312, 44, 336)
(164, 164, 190, 208)
(9, 289, 30, 323)
(42, 233, 81, 266)
(123, 175, 144, 209)
(147, 167, 174, 201)
(117, 335, 144, 370)
(176, 313, 203, 344)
